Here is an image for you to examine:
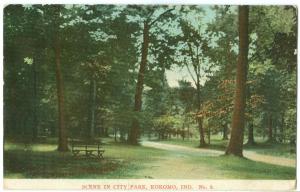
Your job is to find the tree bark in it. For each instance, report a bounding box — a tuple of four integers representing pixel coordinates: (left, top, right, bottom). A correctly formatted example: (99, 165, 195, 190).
(225, 6, 249, 157)
(196, 77, 206, 147)
(222, 123, 228, 140)
(53, 7, 68, 151)
(247, 123, 255, 145)
(197, 117, 205, 146)
(128, 22, 150, 145)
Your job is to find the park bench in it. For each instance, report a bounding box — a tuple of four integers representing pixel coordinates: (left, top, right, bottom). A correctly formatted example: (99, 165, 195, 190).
(70, 139, 105, 159)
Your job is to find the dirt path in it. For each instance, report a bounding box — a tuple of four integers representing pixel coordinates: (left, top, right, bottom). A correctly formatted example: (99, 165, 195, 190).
(142, 141, 296, 168)
(135, 142, 220, 179)
(243, 150, 296, 168)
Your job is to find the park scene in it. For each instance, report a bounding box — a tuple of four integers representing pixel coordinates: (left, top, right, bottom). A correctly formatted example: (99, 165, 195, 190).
(4, 5, 297, 180)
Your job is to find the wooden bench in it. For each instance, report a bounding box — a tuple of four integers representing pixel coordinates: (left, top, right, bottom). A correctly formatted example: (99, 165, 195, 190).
(71, 139, 105, 159)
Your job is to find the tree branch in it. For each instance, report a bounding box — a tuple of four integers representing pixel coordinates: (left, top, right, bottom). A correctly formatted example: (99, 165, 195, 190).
(148, 8, 174, 27)
(184, 59, 197, 86)
(187, 42, 200, 79)
(187, 42, 196, 65)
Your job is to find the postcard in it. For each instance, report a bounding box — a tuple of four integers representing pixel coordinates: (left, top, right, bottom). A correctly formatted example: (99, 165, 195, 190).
(2, 3, 297, 191)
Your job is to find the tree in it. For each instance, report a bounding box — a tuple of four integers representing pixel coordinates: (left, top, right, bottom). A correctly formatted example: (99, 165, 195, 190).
(128, 6, 175, 144)
(225, 6, 249, 157)
(207, 6, 237, 140)
(50, 5, 68, 151)
(247, 6, 296, 144)
(176, 15, 216, 147)
(177, 80, 195, 140)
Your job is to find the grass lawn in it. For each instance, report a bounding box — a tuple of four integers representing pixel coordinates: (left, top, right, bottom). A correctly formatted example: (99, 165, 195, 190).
(186, 155, 295, 179)
(4, 139, 167, 179)
(154, 135, 296, 159)
(4, 137, 296, 179)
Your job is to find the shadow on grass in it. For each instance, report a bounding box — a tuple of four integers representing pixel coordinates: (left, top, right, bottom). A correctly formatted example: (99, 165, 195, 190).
(4, 150, 124, 178)
(4, 140, 168, 179)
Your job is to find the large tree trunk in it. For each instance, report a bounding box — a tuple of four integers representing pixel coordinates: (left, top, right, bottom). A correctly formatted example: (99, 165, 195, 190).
(55, 39, 68, 151)
(196, 78, 206, 147)
(247, 123, 255, 145)
(225, 6, 249, 157)
(128, 22, 150, 145)
(222, 123, 228, 140)
(54, 23, 68, 152)
(197, 117, 206, 146)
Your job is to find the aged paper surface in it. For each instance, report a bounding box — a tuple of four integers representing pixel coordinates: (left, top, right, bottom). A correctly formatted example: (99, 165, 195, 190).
(3, 179, 297, 190)
(2, 1, 298, 191)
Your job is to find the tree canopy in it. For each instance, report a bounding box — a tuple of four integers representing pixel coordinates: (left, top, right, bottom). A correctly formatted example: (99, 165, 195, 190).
(4, 5, 297, 156)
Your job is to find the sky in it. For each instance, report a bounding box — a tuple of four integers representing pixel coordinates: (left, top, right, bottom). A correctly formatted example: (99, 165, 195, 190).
(166, 67, 193, 87)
